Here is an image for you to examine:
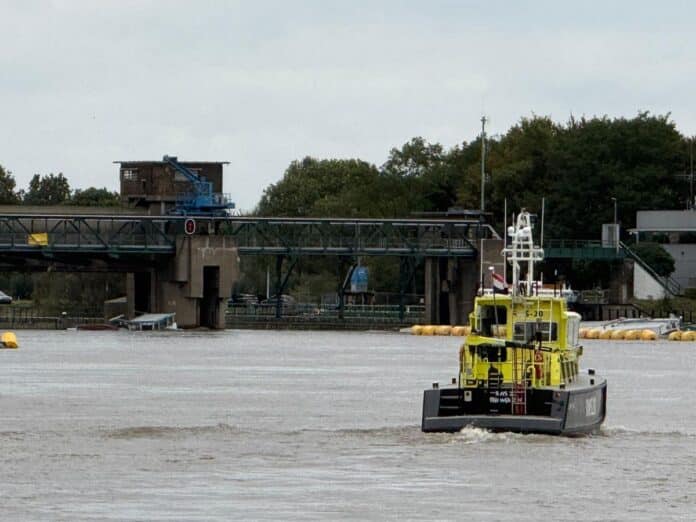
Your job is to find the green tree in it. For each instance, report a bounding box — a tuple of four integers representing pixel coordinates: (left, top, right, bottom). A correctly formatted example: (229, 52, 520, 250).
(0, 164, 21, 204)
(23, 173, 71, 205)
(69, 187, 120, 206)
(631, 242, 675, 277)
(545, 112, 683, 239)
(383, 137, 457, 213)
(256, 157, 382, 217)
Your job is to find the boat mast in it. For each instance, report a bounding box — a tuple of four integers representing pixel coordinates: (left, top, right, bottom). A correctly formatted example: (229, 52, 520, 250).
(503, 209, 544, 297)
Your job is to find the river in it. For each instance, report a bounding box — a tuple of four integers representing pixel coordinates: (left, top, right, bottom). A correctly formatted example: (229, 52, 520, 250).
(0, 329, 694, 520)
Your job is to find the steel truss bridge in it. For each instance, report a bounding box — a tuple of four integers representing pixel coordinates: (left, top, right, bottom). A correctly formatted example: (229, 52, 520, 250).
(0, 214, 498, 268)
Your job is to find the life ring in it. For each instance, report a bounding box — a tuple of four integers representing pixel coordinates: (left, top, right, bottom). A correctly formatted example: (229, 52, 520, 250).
(534, 350, 543, 379)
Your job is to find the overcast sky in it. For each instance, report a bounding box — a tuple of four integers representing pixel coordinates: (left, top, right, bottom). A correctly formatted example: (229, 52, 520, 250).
(2, 1, 695, 211)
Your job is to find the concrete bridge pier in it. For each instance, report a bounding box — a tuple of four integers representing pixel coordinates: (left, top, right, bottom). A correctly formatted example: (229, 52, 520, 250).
(424, 239, 504, 325)
(127, 235, 239, 328)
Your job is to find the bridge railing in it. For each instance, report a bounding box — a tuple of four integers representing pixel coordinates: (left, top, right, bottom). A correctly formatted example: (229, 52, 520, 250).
(227, 302, 425, 323)
(544, 238, 682, 296)
(0, 214, 497, 258)
(620, 241, 682, 296)
(219, 218, 492, 256)
(0, 215, 175, 254)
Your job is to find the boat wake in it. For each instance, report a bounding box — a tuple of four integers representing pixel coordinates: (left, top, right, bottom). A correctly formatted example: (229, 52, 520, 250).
(599, 424, 696, 439)
(102, 423, 243, 440)
(452, 426, 550, 444)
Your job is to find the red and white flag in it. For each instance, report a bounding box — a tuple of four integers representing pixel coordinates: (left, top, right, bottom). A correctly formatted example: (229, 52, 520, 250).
(491, 271, 508, 293)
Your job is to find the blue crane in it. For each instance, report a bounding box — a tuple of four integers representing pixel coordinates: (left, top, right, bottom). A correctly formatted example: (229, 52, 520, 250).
(163, 155, 235, 216)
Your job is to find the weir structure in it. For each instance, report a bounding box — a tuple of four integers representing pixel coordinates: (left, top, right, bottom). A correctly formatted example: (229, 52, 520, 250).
(0, 213, 500, 328)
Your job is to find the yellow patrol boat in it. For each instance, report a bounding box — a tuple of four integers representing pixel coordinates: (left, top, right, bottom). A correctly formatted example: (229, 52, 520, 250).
(422, 210, 607, 435)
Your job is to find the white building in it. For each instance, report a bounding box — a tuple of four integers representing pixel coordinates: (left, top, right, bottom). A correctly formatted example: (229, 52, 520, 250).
(630, 210, 696, 294)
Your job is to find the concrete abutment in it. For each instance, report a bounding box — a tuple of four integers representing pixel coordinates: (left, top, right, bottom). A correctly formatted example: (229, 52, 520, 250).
(424, 239, 504, 325)
(127, 235, 238, 328)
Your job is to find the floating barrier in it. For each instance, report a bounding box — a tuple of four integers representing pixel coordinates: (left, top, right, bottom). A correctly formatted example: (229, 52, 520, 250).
(623, 330, 641, 340)
(451, 326, 471, 337)
(414, 323, 673, 341)
(585, 328, 601, 339)
(421, 325, 437, 336)
(1, 331, 18, 349)
(668, 330, 682, 341)
(411, 324, 472, 336)
(435, 325, 452, 336)
(610, 329, 627, 340)
(681, 331, 696, 341)
(598, 329, 614, 340)
(640, 329, 657, 341)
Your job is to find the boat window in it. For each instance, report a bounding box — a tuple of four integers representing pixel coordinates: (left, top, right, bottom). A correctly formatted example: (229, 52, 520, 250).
(513, 322, 558, 342)
(479, 306, 508, 336)
(476, 344, 507, 362)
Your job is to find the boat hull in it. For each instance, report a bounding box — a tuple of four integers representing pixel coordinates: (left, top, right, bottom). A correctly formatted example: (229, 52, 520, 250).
(422, 375, 607, 436)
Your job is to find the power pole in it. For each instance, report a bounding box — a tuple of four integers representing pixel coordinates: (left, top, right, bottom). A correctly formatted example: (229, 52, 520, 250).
(691, 136, 694, 209)
(480, 116, 487, 213)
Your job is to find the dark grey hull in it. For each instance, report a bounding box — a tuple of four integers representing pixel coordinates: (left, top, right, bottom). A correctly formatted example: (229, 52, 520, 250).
(422, 374, 607, 436)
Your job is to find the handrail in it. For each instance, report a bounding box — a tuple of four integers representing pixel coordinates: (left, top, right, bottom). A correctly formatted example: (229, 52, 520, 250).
(545, 238, 682, 296)
(620, 241, 682, 296)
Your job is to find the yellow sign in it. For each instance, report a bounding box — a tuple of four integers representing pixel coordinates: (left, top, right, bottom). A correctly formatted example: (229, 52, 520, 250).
(28, 233, 48, 246)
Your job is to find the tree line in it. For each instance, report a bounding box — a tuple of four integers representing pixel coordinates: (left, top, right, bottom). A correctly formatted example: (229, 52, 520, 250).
(257, 112, 688, 240)
(0, 168, 119, 206)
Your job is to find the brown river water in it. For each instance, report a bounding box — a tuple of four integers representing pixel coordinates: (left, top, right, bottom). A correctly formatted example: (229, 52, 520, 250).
(0, 329, 694, 520)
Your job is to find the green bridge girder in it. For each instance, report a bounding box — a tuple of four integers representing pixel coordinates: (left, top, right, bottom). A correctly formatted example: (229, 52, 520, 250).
(543, 239, 626, 260)
(0, 214, 499, 260)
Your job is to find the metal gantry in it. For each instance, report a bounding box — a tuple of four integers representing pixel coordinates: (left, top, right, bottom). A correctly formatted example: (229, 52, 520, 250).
(220, 217, 495, 257)
(0, 214, 175, 255)
(0, 214, 496, 258)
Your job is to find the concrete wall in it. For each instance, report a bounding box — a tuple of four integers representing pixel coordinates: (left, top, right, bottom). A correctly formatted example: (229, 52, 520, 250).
(633, 262, 666, 300)
(128, 234, 239, 328)
(607, 259, 633, 303)
(662, 244, 696, 289)
(636, 210, 696, 231)
(424, 239, 504, 325)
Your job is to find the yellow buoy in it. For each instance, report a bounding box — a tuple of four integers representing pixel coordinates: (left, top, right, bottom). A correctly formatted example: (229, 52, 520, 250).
(1, 331, 18, 349)
(421, 325, 436, 336)
(435, 325, 452, 336)
(681, 330, 696, 341)
(667, 330, 682, 341)
(585, 328, 601, 339)
(610, 329, 627, 340)
(599, 329, 614, 340)
(623, 329, 641, 340)
(451, 326, 466, 336)
(640, 329, 657, 341)
(411, 325, 423, 335)
(579, 328, 588, 339)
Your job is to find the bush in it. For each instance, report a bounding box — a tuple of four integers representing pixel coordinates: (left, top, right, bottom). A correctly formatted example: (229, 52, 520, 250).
(631, 242, 675, 277)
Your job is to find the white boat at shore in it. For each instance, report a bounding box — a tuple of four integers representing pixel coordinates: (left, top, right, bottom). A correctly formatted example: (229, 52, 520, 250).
(597, 315, 681, 336)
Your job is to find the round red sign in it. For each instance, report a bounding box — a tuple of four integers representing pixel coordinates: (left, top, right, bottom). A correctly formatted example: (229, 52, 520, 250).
(184, 218, 196, 235)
